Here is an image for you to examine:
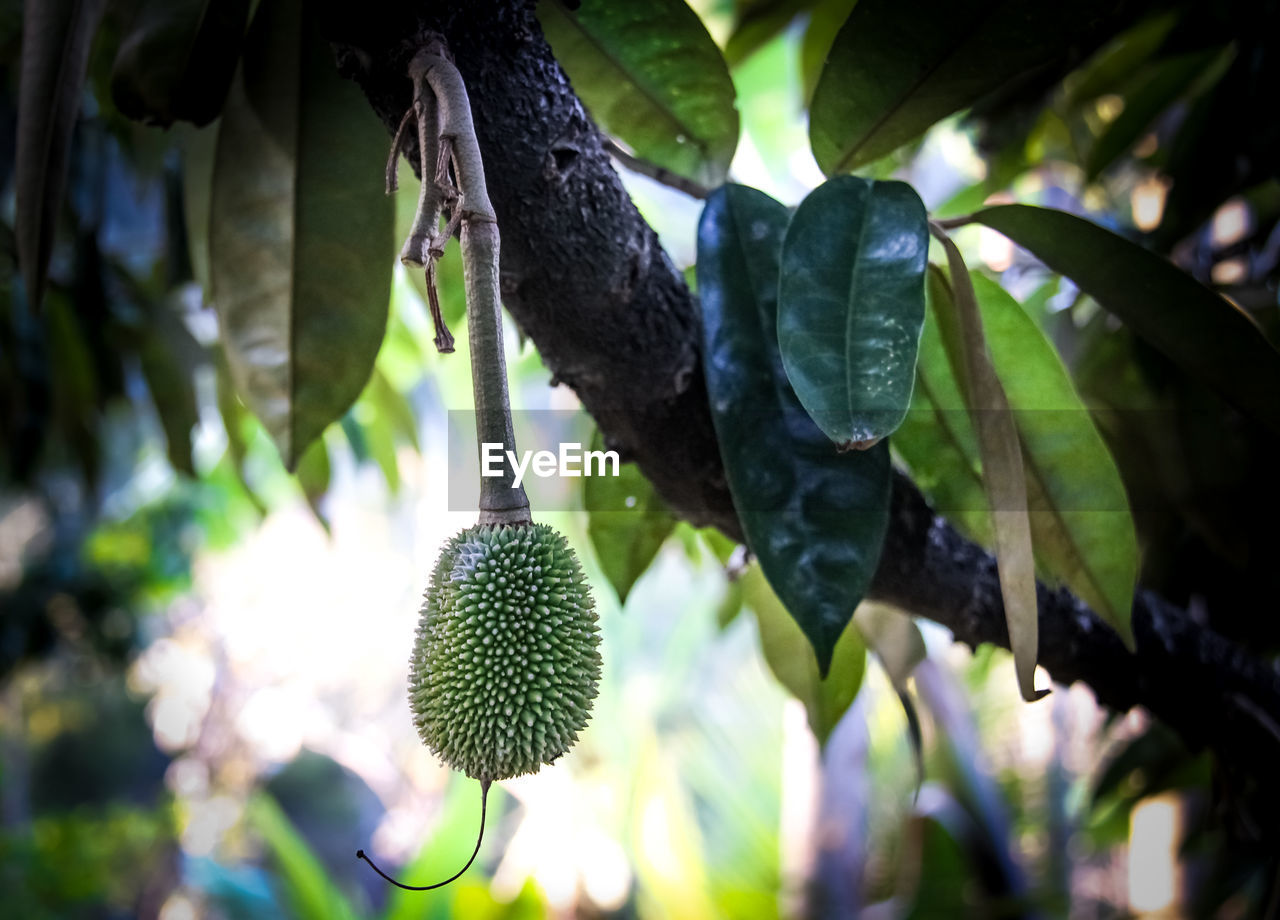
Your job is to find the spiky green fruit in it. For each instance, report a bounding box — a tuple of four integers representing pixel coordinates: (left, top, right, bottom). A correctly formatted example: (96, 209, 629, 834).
(409, 523, 601, 781)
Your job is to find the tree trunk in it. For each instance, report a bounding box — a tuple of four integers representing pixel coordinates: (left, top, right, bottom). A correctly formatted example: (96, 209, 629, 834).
(315, 0, 1280, 792)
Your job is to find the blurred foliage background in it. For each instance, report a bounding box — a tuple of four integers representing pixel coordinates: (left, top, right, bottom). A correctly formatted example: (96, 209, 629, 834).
(3, 0, 1279, 917)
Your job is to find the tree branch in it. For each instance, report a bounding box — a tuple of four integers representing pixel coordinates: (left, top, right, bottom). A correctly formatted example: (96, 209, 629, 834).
(316, 0, 1280, 781)
(602, 137, 711, 200)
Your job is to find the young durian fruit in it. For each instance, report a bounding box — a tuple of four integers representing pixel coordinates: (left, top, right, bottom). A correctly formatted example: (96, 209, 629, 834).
(409, 522, 601, 781)
(360, 41, 603, 893)
(355, 524, 593, 890)
(359, 522, 601, 892)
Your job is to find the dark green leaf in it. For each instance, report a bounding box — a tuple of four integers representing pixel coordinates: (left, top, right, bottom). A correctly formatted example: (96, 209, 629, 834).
(809, 0, 1126, 173)
(741, 564, 866, 744)
(724, 0, 814, 67)
(906, 806, 986, 916)
(537, 0, 739, 185)
(1061, 11, 1178, 109)
(15, 0, 106, 310)
(0, 186, 47, 484)
(778, 175, 927, 447)
(913, 658, 1026, 898)
(46, 295, 100, 488)
(698, 184, 890, 675)
(972, 205, 1280, 436)
(585, 430, 676, 604)
(179, 123, 217, 300)
(798, 0, 856, 102)
(210, 0, 394, 468)
(294, 435, 331, 533)
(1085, 48, 1224, 180)
(215, 353, 268, 514)
(1090, 725, 1187, 808)
(139, 303, 202, 476)
(111, 0, 250, 127)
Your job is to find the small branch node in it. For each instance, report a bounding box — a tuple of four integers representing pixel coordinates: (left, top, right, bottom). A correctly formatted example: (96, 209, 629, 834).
(385, 107, 416, 194)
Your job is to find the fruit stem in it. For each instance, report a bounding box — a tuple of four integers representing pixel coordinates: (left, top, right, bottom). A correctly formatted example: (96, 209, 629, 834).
(413, 43, 530, 526)
(357, 778, 491, 890)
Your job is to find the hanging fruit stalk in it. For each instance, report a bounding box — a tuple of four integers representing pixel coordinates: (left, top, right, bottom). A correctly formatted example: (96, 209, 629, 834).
(357, 38, 601, 892)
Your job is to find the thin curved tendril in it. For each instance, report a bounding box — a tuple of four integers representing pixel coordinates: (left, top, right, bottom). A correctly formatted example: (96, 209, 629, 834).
(356, 779, 491, 891)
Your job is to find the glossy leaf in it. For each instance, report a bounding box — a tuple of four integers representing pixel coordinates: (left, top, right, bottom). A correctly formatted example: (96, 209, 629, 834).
(778, 176, 927, 447)
(111, 0, 251, 127)
(586, 430, 676, 604)
(932, 229, 1044, 701)
(809, 0, 1126, 173)
(210, 0, 394, 468)
(698, 184, 891, 675)
(15, 0, 106, 310)
(538, 0, 739, 185)
(742, 564, 866, 744)
(972, 205, 1280, 436)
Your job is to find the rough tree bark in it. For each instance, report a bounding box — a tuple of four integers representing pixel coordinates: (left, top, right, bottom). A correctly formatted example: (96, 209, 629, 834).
(315, 1, 1280, 785)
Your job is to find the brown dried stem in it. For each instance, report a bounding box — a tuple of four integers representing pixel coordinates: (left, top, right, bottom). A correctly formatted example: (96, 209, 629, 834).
(411, 42, 530, 526)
